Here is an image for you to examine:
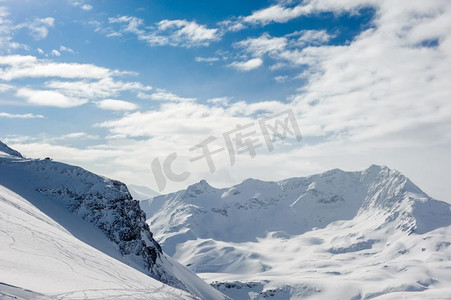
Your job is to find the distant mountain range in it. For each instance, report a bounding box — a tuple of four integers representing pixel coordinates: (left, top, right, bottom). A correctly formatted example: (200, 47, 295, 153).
(141, 165, 451, 299)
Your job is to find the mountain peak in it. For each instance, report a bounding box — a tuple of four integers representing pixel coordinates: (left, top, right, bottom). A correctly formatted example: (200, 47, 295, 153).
(364, 164, 390, 173)
(185, 179, 214, 196)
(0, 141, 24, 158)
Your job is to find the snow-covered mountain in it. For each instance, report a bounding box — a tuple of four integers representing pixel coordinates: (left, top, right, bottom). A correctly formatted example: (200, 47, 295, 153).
(141, 165, 451, 299)
(0, 141, 23, 158)
(2, 139, 450, 299)
(0, 184, 197, 300)
(0, 141, 227, 300)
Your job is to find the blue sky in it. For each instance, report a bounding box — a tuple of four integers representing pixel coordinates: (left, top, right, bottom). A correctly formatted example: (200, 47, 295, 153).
(1, 0, 451, 202)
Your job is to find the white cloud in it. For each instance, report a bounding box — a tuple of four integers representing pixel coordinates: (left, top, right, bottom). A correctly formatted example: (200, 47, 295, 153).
(289, 29, 332, 46)
(37, 48, 44, 55)
(138, 90, 196, 102)
(195, 56, 220, 63)
(3, 132, 98, 144)
(207, 97, 230, 106)
(0, 83, 13, 92)
(0, 55, 152, 109)
(282, 1, 451, 145)
(16, 17, 55, 40)
(240, 1, 373, 26)
(81, 4, 93, 11)
(157, 19, 219, 44)
(57, 132, 98, 140)
(0, 112, 44, 118)
(243, 4, 309, 25)
(96, 99, 287, 141)
(217, 19, 246, 32)
(0, 55, 112, 80)
(109, 16, 143, 34)
(235, 33, 287, 57)
(8, 142, 123, 164)
(72, 2, 93, 11)
(232, 31, 332, 70)
(50, 49, 61, 56)
(274, 75, 288, 82)
(46, 77, 151, 99)
(0, 6, 28, 52)
(91, 99, 293, 191)
(231, 100, 290, 115)
(2, 135, 36, 144)
(96, 102, 249, 139)
(269, 62, 289, 70)
(0, 8, 54, 51)
(96, 99, 138, 111)
(228, 57, 263, 71)
(59, 45, 75, 53)
(15, 88, 87, 107)
(0, 55, 37, 65)
(107, 16, 220, 47)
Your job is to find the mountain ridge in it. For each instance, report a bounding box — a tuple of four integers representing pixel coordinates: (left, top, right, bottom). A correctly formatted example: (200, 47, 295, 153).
(0, 141, 227, 300)
(142, 164, 450, 249)
(141, 164, 451, 299)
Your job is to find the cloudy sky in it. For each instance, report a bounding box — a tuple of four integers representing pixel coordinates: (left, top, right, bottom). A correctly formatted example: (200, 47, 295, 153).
(1, 0, 450, 202)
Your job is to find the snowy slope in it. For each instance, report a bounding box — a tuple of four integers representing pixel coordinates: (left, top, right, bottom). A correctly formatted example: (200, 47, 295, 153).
(0, 143, 227, 300)
(0, 141, 23, 158)
(0, 185, 195, 299)
(142, 166, 451, 299)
